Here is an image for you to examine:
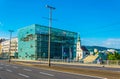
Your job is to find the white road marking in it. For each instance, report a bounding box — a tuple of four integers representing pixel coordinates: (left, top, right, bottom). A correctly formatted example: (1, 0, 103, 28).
(6, 69, 12, 72)
(23, 69, 32, 71)
(18, 73, 29, 78)
(43, 69, 107, 79)
(12, 66, 18, 68)
(40, 72, 54, 76)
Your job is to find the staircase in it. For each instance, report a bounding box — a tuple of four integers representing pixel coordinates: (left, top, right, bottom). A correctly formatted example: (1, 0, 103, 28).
(83, 55, 98, 63)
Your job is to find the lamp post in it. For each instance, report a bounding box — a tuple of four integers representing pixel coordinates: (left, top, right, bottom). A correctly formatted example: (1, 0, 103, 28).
(8, 30, 14, 62)
(46, 5, 55, 67)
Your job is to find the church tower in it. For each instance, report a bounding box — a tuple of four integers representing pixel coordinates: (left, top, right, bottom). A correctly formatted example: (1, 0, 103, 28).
(76, 34, 83, 60)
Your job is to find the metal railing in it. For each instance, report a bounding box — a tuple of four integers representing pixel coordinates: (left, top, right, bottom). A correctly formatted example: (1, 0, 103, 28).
(38, 58, 120, 66)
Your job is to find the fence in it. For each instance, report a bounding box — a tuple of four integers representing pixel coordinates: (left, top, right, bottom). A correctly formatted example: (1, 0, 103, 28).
(38, 58, 120, 66)
(102, 60, 120, 66)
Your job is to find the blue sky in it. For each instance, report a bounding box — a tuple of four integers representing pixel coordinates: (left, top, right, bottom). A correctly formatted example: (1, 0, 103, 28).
(0, 0, 120, 49)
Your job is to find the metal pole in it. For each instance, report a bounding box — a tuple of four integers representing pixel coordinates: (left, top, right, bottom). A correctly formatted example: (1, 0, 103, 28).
(46, 5, 55, 67)
(8, 30, 14, 62)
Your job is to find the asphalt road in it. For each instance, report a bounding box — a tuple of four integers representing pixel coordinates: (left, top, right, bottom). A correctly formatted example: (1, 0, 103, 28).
(52, 63, 120, 72)
(20, 61, 120, 72)
(0, 61, 105, 79)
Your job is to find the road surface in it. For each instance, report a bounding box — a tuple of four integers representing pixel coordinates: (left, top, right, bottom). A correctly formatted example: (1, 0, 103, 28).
(52, 63, 120, 72)
(19, 61, 120, 72)
(0, 61, 105, 79)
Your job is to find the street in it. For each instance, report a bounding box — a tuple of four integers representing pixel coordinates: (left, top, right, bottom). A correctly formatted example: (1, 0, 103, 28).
(52, 63, 120, 72)
(19, 61, 120, 72)
(0, 61, 105, 79)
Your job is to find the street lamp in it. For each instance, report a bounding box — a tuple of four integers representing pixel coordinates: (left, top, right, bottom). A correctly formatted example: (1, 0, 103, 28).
(46, 5, 55, 67)
(8, 30, 14, 62)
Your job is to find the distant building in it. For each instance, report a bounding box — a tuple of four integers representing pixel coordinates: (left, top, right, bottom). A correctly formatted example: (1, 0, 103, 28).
(94, 48, 98, 53)
(0, 38, 6, 43)
(107, 49, 116, 53)
(18, 24, 77, 60)
(76, 35, 89, 60)
(1, 38, 18, 58)
(0, 38, 6, 55)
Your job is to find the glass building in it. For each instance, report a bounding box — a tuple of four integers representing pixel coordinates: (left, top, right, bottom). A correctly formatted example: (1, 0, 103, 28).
(18, 24, 77, 60)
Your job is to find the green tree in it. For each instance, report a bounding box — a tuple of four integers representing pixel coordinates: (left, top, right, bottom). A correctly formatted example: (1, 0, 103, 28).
(107, 52, 120, 60)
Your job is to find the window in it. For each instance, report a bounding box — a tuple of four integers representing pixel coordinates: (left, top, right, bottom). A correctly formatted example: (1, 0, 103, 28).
(20, 48, 22, 52)
(30, 45, 33, 48)
(26, 32, 29, 34)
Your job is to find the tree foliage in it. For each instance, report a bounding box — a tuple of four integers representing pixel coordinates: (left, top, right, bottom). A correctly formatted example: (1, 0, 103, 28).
(107, 52, 120, 60)
(0, 38, 6, 43)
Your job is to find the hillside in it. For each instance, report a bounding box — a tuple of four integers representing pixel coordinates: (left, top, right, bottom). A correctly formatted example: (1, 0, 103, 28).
(85, 46, 120, 52)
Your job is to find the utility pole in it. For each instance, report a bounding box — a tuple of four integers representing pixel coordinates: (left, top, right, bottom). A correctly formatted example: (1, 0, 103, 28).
(8, 30, 14, 62)
(46, 5, 55, 67)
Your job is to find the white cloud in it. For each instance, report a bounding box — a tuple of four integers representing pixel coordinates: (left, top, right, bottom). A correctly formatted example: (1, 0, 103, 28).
(102, 38, 120, 49)
(81, 38, 120, 49)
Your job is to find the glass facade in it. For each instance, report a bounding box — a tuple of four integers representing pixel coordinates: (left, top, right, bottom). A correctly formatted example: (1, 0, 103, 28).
(18, 24, 77, 60)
